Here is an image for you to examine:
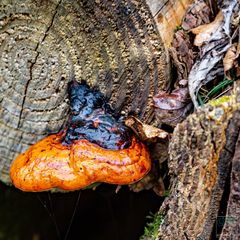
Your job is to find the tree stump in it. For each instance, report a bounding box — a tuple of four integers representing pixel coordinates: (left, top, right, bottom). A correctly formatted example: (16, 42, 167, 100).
(0, 0, 170, 184)
(1, 1, 239, 239)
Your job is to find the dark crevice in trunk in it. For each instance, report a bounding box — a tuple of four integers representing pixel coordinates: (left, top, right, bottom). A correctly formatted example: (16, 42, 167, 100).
(17, 0, 62, 128)
(210, 110, 240, 239)
(211, 164, 231, 239)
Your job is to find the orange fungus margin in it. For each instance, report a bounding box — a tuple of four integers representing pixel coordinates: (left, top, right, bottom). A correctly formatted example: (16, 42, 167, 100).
(10, 133, 151, 192)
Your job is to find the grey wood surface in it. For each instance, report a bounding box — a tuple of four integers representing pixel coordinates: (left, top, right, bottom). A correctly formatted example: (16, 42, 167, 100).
(0, 0, 169, 184)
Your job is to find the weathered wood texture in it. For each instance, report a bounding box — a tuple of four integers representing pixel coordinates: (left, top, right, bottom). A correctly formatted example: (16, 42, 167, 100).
(220, 131, 240, 239)
(156, 85, 240, 239)
(146, 0, 194, 47)
(0, 0, 170, 184)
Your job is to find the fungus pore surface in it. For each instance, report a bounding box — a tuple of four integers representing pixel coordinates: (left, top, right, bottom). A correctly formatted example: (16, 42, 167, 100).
(10, 81, 151, 192)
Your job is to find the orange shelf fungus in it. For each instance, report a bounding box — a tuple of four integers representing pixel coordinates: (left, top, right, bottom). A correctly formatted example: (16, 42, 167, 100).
(10, 81, 151, 191)
(10, 133, 150, 192)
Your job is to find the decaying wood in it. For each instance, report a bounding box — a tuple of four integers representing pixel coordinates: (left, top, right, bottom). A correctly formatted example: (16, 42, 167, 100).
(0, 0, 170, 184)
(125, 116, 169, 141)
(219, 131, 240, 240)
(156, 84, 240, 239)
(147, 0, 194, 47)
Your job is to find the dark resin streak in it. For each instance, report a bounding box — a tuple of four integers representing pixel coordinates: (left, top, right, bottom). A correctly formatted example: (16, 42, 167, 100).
(62, 81, 132, 150)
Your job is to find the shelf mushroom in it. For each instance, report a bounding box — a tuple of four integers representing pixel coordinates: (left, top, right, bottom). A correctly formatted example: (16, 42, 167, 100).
(10, 81, 151, 192)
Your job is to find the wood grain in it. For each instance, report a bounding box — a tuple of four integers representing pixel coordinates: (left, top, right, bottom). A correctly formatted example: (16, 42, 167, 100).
(146, 0, 194, 47)
(0, 0, 169, 184)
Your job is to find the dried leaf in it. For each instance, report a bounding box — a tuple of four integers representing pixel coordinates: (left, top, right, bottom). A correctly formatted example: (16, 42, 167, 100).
(223, 43, 240, 75)
(130, 174, 166, 196)
(237, 66, 240, 78)
(182, 0, 212, 30)
(153, 87, 192, 127)
(188, 1, 239, 107)
(129, 172, 156, 193)
(170, 30, 195, 82)
(129, 159, 167, 195)
(191, 11, 224, 46)
(125, 116, 168, 142)
(232, 8, 240, 27)
(153, 176, 166, 197)
(154, 87, 190, 109)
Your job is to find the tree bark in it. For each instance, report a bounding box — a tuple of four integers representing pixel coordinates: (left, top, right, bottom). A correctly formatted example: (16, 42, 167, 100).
(0, 0, 170, 184)
(156, 84, 240, 239)
(219, 126, 240, 239)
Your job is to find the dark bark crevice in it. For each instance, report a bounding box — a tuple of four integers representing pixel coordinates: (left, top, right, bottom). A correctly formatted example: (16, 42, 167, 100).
(17, 0, 63, 128)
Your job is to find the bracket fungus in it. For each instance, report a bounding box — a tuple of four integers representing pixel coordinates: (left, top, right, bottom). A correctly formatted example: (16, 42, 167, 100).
(10, 81, 151, 192)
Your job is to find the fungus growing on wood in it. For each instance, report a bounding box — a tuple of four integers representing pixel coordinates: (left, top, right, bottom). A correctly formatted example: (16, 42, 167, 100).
(10, 81, 151, 192)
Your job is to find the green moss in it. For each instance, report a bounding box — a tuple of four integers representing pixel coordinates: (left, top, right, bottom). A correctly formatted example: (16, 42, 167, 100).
(140, 212, 164, 240)
(162, 190, 170, 197)
(209, 96, 232, 107)
(174, 25, 184, 32)
(83, 182, 101, 190)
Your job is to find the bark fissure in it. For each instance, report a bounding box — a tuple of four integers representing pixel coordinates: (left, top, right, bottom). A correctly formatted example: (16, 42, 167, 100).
(152, 1, 169, 18)
(210, 164, 231, 239)
(17, 0, 62, 128)
(0, 0, 169, 184)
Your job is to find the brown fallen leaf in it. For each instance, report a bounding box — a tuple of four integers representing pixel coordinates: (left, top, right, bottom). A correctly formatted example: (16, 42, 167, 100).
(129, 169, 167, 196)
(169, 0, 214, 86)
(191, 11, 224, 47)
(125, 116, 168, 142)
(232, 10, 240, 27)
(182, 0, 213, 31)
(223, 43, 240, 77)
(126, 118, 170, 195)
(153, 176, 166, 196)
(170, 30, 195, 82)
(129, 172, 157, 193)
(153, 86, 193, 127)
(237, 66, 240, 78)
(129, 159, 167, 196)
(188, 1, 239, 107)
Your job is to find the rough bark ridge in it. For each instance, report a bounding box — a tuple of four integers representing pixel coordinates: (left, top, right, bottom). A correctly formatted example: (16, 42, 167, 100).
(157, 84, 240, 239)
(0, 0, 169, 184)
(220, 130, 240, 239)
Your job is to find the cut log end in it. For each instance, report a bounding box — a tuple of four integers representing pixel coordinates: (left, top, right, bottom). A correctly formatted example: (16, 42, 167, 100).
(0, 0, 169, 184)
